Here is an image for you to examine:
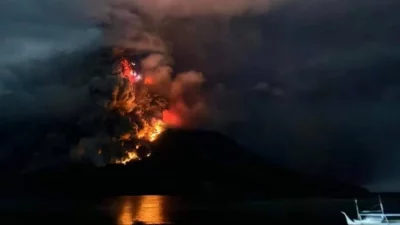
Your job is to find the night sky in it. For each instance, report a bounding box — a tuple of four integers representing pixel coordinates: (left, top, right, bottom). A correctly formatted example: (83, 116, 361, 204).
(1, 0, 400, 192)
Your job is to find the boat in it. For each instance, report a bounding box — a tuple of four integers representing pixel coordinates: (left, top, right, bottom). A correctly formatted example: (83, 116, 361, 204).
(341, 196, 400, 225)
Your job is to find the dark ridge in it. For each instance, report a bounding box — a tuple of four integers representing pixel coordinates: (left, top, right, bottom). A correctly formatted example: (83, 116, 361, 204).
(8, 129, 369, 198)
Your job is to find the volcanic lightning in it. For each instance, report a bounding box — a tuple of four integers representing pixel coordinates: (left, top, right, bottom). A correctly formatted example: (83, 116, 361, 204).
(71, 3, 207, 166)
(71, 48, 180, 166)
(111, 52, 169, 164)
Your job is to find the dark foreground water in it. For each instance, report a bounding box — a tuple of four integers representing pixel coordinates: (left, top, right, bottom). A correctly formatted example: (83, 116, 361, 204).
(0, 195, 362, 225)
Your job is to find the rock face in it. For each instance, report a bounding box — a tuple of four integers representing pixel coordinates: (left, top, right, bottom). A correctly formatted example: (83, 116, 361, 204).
(17, 129, 370, 198)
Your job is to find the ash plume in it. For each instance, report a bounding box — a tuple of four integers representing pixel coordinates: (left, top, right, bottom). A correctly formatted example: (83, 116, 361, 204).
(70, 47, 206, 166)
(0, 0, 305, 170)
(133, 0, 273, 18)
(71, 0, 273, 166)
(86, 0, 274, 19)
(69, 1, 211, 166)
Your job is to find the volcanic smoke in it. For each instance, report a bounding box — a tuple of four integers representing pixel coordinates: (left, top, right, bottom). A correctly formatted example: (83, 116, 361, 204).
(71, 0, 272, 166)
(69, 1, 208, 166)
(71, 46, 206, 166)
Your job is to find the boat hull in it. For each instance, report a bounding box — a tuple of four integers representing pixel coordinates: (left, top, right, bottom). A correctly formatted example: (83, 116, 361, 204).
(342, 212, 400, 225)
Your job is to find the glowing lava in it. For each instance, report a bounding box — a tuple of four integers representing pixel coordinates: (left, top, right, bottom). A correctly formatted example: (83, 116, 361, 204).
(115, 150, 139, 165)
(138, 119, 166, 142)
(162, 110, 182, 127)
(119, 57, 143, 83)
(112, 56, 172, 165)
(144, 76, 154, 85)
(73, 48, 205, 167)
(119, 58, 135, 82)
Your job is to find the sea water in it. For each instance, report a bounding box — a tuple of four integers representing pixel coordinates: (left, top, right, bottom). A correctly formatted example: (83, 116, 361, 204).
(0, 195, 359, 225)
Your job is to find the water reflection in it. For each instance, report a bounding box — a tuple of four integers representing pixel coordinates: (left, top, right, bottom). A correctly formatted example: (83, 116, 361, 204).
(117, 196, 168, 225)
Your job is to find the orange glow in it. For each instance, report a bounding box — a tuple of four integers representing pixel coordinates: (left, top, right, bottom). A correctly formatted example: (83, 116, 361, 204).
(119, 58, 135, 83)
(144, 76, 154, 85)
(137, 119, 165, 142)
(112, 55, 185, 165)
(116, 119, 165, 164)
(115, 148, 139, 165)
(162, 109, 182, 127)
(120, 58, 132, 77)
(118, 199, 135, 225)
(117, 196, 166, 225)
(135, 196, 164, 224)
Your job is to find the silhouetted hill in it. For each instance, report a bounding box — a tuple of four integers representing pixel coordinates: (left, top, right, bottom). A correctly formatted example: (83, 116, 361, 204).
(18, 129, 369, 198)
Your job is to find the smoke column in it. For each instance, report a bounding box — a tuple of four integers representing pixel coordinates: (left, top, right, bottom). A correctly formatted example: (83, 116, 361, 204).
(71, 0, 224, 165)
(0, 0, 278, 170)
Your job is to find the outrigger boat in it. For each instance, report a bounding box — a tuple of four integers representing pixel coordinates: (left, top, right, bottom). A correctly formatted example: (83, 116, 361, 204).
(341, 196, 400, 225)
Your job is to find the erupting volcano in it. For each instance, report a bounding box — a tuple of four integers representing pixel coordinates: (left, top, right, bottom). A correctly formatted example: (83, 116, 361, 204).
(110, 55, 168, 164)
(115, 55, 168, 142)
(70, 47, 207, 166)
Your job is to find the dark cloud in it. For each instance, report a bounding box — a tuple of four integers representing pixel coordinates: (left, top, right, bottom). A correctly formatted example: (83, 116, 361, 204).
(0, 0, 101, 122)
(0, 0, 101, 65)
(199, 0, 400, 189)
(1, 0, 399, 191)
(0, 0, 110, 117)
(0, 0, 103, 170)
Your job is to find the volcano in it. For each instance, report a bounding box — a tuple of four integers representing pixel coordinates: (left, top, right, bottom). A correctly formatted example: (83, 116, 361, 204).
(17, 129, 369, 198)
(0, 47, 368, 198)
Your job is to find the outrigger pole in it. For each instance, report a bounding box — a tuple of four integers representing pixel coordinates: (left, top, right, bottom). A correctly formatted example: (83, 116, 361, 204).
(379, 195, 388, 222)
(355, 199, 361, 220)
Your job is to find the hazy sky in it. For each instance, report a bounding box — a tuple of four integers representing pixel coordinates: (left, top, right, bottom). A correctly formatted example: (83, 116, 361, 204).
(1, 0, 400, 191)
(0, 0, 101, 65)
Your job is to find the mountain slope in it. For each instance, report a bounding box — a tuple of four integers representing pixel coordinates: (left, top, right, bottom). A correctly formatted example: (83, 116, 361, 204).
(20, 129, 369, 197)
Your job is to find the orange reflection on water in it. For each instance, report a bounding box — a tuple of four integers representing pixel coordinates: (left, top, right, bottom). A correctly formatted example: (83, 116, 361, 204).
(118, 196, 166, 225)
(118, 198, 135, 225)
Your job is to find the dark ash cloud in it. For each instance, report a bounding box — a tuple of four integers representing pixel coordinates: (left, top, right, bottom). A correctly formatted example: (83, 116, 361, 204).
(1, 0, 400, 192)
(0, 0, 103, 170)
(201, 0, 400, 189)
